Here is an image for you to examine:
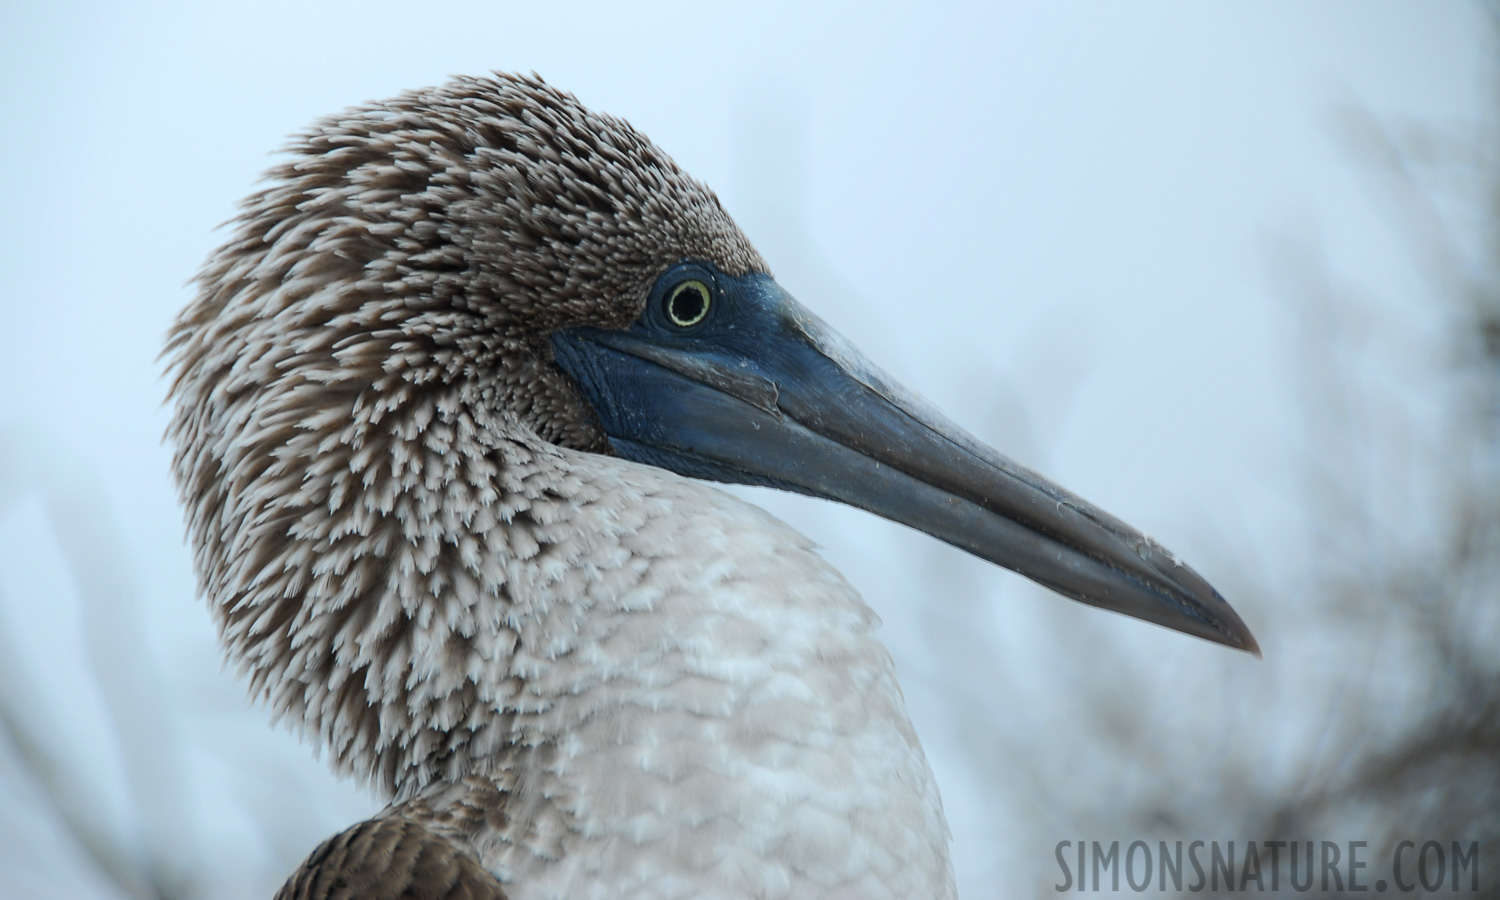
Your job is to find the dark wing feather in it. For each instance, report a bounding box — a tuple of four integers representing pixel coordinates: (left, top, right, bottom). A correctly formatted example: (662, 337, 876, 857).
(274, 815, 509, 900)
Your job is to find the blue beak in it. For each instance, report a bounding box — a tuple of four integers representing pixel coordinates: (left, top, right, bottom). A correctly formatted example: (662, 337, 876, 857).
(551, 266, 1258, 655)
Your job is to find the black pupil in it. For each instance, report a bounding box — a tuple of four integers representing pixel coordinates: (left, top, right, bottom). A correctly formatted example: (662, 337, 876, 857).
(671, 285, 707, 324)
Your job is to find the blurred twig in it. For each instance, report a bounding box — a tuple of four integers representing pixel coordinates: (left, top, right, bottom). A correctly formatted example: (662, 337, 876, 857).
(0, 432, 180, 900)
(1099, 22, 1500, 897)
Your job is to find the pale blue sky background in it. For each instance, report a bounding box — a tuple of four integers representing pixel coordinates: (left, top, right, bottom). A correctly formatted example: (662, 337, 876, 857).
(0, 3, 1489, 897)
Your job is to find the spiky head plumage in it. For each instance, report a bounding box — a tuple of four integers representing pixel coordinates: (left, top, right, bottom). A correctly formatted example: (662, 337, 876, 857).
(165, 73, 766, 793)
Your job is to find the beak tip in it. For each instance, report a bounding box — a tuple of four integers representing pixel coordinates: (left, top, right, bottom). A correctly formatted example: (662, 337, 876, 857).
(1155, 560, 1260, 658)
(1213, 603, 1261, 658)
(1238, 628, 1263, 660)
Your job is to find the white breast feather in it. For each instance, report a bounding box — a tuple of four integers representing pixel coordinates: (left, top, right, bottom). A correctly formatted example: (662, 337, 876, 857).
(435, 451, 955, 899)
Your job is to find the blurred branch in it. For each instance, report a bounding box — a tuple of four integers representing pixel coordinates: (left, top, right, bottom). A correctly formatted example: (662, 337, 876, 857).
(0, 584, 152, 900)
(1145, 21, 1500, 895)
(0, 430, 188, 899)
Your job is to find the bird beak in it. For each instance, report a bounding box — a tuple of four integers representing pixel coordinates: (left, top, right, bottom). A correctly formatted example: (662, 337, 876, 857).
(551, 273, 1259, 655)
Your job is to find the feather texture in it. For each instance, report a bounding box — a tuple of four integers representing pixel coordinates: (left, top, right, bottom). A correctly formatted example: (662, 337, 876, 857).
(276, 809, 509, 900)
(166, 73, 955, 898)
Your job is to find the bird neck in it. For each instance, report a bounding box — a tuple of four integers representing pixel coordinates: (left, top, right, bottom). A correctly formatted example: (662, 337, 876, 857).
(201, 378, 953, 896)
(361, 428, 957, 897)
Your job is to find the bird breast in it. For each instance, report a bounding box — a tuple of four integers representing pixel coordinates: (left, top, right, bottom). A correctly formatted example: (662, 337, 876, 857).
(432, 449, 956, 899)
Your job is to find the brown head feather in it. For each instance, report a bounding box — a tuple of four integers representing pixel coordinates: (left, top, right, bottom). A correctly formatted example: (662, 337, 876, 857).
(165, 73, 765, 793)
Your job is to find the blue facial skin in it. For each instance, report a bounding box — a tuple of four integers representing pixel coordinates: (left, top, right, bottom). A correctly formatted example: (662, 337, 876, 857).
(551, 262, 847, 494)
(549, 261, 1259, 654)
(553, 261, 966, 496)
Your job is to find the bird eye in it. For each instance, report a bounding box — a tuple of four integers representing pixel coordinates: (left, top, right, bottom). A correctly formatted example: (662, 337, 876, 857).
(665, 280, 712, 328)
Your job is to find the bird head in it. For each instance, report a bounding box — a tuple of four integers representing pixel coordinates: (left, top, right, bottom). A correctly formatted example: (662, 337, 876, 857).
(166, 72, 1254, 791)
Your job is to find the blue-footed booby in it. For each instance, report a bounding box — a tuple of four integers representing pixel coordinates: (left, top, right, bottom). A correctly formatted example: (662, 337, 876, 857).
(165, 73, 1256, 900)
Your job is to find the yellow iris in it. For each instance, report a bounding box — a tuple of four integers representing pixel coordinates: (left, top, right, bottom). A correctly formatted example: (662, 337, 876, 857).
(666, 280, 712, 327)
